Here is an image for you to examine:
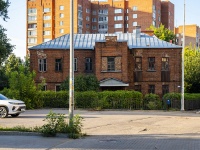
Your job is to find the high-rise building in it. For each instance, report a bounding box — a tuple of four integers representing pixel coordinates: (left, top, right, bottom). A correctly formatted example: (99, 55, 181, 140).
(27, 0, 174, 54)
(175, 24, 200, 48)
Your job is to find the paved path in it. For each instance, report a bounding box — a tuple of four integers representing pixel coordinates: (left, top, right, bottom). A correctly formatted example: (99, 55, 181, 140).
(0, 109, 200, 150)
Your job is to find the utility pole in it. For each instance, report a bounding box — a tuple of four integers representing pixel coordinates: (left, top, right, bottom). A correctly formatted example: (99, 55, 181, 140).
(69, 0, 74, 126)
(181, 0, 185, 111)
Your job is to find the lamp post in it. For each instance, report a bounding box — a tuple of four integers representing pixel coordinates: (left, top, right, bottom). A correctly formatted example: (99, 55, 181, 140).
(69, 0, 74, 127)
(181, 0, 185, 111)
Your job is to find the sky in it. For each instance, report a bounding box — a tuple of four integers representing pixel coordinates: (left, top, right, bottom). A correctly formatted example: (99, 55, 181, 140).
(0, 0, 199, 59)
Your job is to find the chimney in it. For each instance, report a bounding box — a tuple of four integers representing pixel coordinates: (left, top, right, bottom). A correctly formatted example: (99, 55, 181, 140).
(134, 26, 141, 38)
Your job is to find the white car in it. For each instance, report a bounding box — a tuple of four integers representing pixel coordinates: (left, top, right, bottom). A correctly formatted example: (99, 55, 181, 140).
(0, 94, 26, 118)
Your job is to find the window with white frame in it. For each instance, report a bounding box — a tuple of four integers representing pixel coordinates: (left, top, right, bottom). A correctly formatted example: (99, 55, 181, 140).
(114, 9, 122, 13)
(43, 16, 51, 20)
(28, 8, 37, 14)
(60, 29, 64, 33)
(60, 13, 64, 18)
(55, 58, 62, 71)
(133, 6, 138, 11)
(114, 24, 122, 28)
(43, 38, 51, 42)
(60, 21, 64, 26)
(28, 30, 36, 36)
(28, 16, 37, 21)
(28, 23, 37, 29)
(99, 9, 108, 14)
(59, 5, 64, 10)
(28, 37, 37, 44)
(114, 16, 123, 21)
(86, 8, 90, 13)
(98, 16, 108, 22)
(133, 14, 137, 18)
(86, 16, 90, 21)
(43, 8, 50, 13)
(43, 23, 51, 27)
(43, 31, 51, 35)
(92, 18, 97, 22)
(132, 22, 137, 26)
(38, 59, 47, 72)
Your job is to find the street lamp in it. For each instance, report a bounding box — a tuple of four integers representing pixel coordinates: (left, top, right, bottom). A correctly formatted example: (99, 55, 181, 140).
(181, 0, 185, 111)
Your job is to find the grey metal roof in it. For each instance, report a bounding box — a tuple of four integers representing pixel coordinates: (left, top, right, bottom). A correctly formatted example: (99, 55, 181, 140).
(29, 33, 182, 50)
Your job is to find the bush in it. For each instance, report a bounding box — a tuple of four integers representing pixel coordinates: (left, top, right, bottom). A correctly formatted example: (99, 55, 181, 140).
(144, 93, 162, 110)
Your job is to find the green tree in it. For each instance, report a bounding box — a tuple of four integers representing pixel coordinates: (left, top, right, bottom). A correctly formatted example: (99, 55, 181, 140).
(147, 24, 175, 43)
(0, 0, 14, 65)
(184, 46, 200, 93)
(61, 74, 99, 92)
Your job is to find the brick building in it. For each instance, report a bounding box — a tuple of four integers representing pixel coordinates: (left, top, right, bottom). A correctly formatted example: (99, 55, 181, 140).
(175, 24, 200, 48)
(29, 31, 182, 96)
(27, 0, 174, 54)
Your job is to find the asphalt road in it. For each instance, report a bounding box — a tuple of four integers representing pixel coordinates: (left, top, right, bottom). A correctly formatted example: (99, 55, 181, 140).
(0, 109, 200, 150)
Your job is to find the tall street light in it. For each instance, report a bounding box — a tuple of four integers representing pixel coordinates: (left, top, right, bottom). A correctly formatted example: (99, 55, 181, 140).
(69, 0, 74, 126)
(181, 0, 185, 111)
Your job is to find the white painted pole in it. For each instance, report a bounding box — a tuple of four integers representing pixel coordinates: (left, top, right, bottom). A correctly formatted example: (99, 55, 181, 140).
(69, 0, 74, 126)
(181, 0, 185, 111)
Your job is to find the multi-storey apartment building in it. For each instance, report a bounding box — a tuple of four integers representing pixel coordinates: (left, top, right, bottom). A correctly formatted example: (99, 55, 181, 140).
(174, 24, 200, 47)
(27, 0, 174, 54)
(29, 31, 182, 97)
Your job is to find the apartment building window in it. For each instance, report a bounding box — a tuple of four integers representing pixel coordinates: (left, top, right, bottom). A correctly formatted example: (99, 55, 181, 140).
(43, 16, 51, 20)
(28, 30, 36, 36)
(78, 11, 82, 18)
(86, 16, 90, 21)
(86, 24, 90, 28)
(107, 57, 115, 71)
(74, 58, 77, 71)
(114, 24, 122, 28)
(28, 8, 37, 14)
(148, 57, 155, 71)
(133, 14, 137, 18)
(126, 9, 129, 13)
(86, 8, 90, 13)
(133, 22, 137, 26)
(28, 16, 37, 21)
(43, 23, 51, 27)
(99, 24, 108, 29)
(78, 20, 82, 26)
(162, 85, 169, 96)
(60, 29, 64, 33)
(125, 16, 128, 20)
(148, 85, 155, 94)
(43, 8, 51, 13)
(114, 16, 123, 21)
(43, 38, 51, 42)
(99, 9, 108, 15)
(85, 58, 92, 72)
(59, 5, 64, 10)
(134, 85, 141, 92)
(114, 9, 122, 14)
(38, 59, 47, 72)
(60, 21, 64, 26)
(99, 16, 108, 22)
(161, 57, 170, 82)
(55, 59, 62, 72)
(152, 21, 156, 26)
(60, 13, 64, 18)
(55, 85, 61, 92)
(92, 18, 97, 22)
(43, 31, 51, 35)
(28, 37, 37, 44)
(92, 10, 96, 15)
(161, 58, 169, 71)
(125, 24, 128, 28)
(28, 23, 37, 29)
(132, 6, 138, 11)
(92, 25, 97, 30)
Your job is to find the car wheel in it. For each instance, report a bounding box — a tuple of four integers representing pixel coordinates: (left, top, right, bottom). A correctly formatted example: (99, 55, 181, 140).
(11, 114, 20, 117)
(0, 107, 8, 118)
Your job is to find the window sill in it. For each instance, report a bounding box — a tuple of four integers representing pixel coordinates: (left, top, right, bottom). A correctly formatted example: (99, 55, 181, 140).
(147, 70, 156, 72)
(101, 70, 122, 73)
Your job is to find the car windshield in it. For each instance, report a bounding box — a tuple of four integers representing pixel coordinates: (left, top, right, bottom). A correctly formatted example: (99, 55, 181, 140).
(0, 94, 8, 100)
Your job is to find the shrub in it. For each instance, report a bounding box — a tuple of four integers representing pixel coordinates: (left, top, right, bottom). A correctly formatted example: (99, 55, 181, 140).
(144, 93, 162, 110)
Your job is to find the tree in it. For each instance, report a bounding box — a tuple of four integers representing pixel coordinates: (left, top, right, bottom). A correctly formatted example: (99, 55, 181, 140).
(184, 46, 200, 93)
(147, 24, 175, 43)
(61, 74, 99, 92)
(0, 0, 14, 65)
